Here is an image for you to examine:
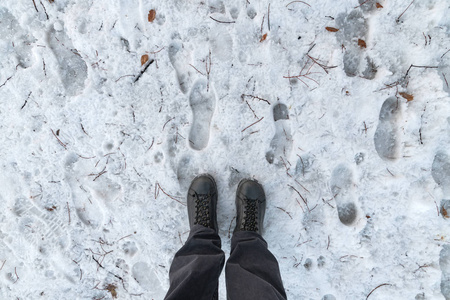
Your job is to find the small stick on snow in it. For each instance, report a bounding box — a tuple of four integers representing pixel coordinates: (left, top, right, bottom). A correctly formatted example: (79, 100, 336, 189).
(241, 94, 271, 105)
(81, 123, 90, 137)
(286, 1, 311, 7)
(14, 267, 19, 283)
(146, 137, 155, 152)
(242, 117, 264, 132)
(209, 16, 235, 24)
(32, 0, 39, 12)
(0, 260, 5, 271)
(0, 76, 13, 88)
(288, 184, 308, 210)
(21, 92, 32, 110)
(39, 1, 49, 19)
(354, 0, 370, 9)
(42, 58, 47, 76)
(134, 59, 154, 83)
(267, 4, 271, 31)
(189, 64, 205, 76)
(396, 0, 415, 23)
(51, 129, 68, 149)
(162, 117, 175, 131)
(366, 283, 392, 299)
(115, 74, 135, 82)
(443, 73, 449, 89)
(276, 207, 293, 219)
(434, 200, 440, 217)
(442, 49, 450, 59)
(404, 64, 438, 78)
(327, 236, 331, 250)
(246, 100, 259, 119)
(178, 232, 183, 245)
(67, 202, 71, 224)
(156, 183, 186, 206)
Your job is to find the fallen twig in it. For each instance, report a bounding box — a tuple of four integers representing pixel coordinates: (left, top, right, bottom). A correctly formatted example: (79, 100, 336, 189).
(162, 117, 175, 131)
(442, 49, 450, 59)
(210, 16, 235, 24)
(366, 283, 392, 299)
(396, 0, 415, 23)
(405, 64, 438, 78)
(66, 202, 71, 224)
(286, 1, 311, 7)
(32, 0, 39, 12)
(242, 117, 264, 132)
(21, 92, 32, 110)
(134, 59, 155, 83)
(276, 206, 293, 219)
(51, 129, 68, 149)
(241, 94, 271, 105)
(39, 1, 49, 19)
(0, 76, 13, 88)
(14, 267, 19, 283)
(155, 183, 186, 206)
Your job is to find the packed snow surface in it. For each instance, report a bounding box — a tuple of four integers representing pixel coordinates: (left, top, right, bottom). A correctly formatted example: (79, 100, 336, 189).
(1, 0, 450, 299)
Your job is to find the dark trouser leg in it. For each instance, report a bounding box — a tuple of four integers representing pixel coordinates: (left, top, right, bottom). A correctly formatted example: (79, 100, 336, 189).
(225, 231, 287, 300)
(164, 225, 225, 300)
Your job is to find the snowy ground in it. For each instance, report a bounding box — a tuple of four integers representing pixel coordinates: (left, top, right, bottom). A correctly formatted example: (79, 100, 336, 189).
(1, 0, 450, 299)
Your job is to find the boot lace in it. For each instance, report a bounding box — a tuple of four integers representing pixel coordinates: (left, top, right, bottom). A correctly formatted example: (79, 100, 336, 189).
(194, 192, 212, 228)
(243, 198, 258, 231)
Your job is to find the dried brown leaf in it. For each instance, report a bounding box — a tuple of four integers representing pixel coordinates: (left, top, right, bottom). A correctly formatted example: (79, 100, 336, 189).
(260, 33, 268, 42)
(376, 2, 383, 8)
(141, 54, 149, 66)
(326, 27, 339, 32)
(443, 207, 449, 218)
(358, 39, 367, 48)
(399, 92, 414, 101)
(48, 0, 54, 3)
(148, 9, 156, 22)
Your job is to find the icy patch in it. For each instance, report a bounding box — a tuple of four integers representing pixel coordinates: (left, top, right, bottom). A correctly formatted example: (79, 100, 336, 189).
(188, 79, 216, 151)
(47, 22, 87, 96)
(266, 103, 292, 166)
(374, 97, 401, 160)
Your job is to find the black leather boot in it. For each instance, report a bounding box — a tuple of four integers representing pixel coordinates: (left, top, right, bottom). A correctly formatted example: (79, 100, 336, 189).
(187, 174, 218, 232)
(234, 179, 266, 235)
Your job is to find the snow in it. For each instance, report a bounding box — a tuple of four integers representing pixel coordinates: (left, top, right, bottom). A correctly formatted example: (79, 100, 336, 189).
(0, 0, 450, 299)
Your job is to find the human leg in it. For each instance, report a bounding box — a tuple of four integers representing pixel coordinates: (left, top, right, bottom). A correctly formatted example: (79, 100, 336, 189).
(164, 175, 225, 300)
(225, 179, 287, 300)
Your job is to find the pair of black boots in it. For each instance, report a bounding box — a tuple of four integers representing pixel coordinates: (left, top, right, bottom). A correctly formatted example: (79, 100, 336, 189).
(187, 174, 266, 235)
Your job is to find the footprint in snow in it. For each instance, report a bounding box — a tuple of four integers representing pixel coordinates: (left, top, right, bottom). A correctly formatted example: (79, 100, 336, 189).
(188, 79, 216, 151)
(168, 40, 192, 94)
(440, 245, 450, 299)
(0, 8, 36, 69)
(431, 151, 450, 218)
(47, 22, 88, 96)
(266, 103, 292, 166)
(330, 164, 359, 226)
(335, 9, 377, 80)
(374, 97, 401, 160)
(64, 153, 105, 229)
(13, 197, 69, 251)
